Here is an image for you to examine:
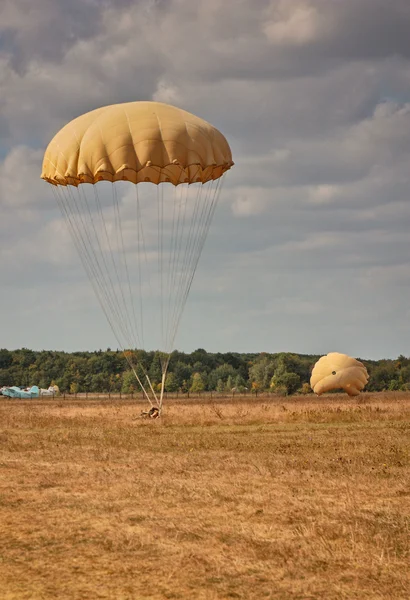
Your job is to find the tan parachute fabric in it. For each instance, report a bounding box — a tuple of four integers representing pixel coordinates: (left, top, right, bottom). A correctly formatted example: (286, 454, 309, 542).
(41, 101, 233, 187)
(310, 352, 369, 396)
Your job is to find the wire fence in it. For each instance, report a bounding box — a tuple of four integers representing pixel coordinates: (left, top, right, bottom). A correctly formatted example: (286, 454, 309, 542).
(30, 389, 301, 403)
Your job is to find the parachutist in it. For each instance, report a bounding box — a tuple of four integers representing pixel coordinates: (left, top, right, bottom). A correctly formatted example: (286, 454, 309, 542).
(140, 406, 160, 419)
(149, 407, 160, 419)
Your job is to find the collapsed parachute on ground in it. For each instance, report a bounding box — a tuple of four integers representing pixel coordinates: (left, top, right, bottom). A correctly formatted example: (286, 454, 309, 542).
(1, 386, 40, 399)
(310, 352, 369, 396)
(41, 101, 234, 413)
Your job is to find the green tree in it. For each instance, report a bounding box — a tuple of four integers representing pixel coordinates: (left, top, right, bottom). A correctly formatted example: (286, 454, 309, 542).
(0, 347, 406, 398)
(70, 382, 80, 394)
(180, 379, 189, 393)
(190, 372, 205, 394)
(90, 373, 109, 392)
(216, 378, 225, 393)
(0, 349, 12, 369)
(367, 362, 396, 391)
(122, 370, 137, 393)
(149, 352, 163, 385)
(234, 374, 247, 392)
(226, 375, 233, 392)
(173, 362, 193, 390)
(272, 372, 300, 395)
(164, 372, 179, 392)
(208, 363, 238, 390)
(248, 355, 275, 390)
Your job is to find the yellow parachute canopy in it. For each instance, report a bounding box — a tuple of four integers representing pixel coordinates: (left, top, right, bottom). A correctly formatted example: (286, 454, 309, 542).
(310, 352, 369, 396)
(41, 101, 233, 187)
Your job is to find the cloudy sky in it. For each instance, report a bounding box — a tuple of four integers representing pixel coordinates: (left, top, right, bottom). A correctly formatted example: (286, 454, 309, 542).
(1, 0, 410, 359)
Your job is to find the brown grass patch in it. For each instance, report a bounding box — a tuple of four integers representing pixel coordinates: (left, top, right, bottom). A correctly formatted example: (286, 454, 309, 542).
(0, 392, 409, 599)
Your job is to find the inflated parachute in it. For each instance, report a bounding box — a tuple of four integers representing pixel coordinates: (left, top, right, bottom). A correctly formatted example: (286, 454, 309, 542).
(310, 352, 369, 396)
(41, 101, 233, 411)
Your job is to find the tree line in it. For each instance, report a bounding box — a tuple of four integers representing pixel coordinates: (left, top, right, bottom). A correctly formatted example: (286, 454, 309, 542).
(1, 348, 410, 395)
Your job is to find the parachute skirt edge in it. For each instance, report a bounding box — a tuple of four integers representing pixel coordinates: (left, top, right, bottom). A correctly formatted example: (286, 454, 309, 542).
(41, 161, 233, 187)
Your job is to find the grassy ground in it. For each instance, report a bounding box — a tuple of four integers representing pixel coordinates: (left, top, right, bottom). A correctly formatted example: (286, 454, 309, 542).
(0, 393, 409, 599)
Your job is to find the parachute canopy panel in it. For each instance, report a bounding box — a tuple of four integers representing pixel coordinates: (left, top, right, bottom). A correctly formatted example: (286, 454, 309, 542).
(310, 352, 369, 397)
(41, 101, 234, 187)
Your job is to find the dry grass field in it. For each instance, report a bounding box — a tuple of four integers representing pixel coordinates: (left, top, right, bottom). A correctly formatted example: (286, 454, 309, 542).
(0, 393, 409, 600)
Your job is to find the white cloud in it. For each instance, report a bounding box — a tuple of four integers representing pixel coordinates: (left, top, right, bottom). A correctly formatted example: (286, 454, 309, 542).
(152, 79, 182, 104)
(264, 1, 324, 46)
(308, 185, 340, 205)
(1, 0, 410, 357)
(0, 146, 46, 208)
(231, 187, 272, 217)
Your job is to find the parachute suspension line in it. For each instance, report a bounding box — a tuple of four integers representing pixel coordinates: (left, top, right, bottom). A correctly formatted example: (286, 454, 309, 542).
(168, 176, 224, 354)
(163, 176, 187, 355)
(164, 181, 193, 355)
(90, 185, 136, 350)
(92, 186, 156, 404)
(157, 184, 165, 364)
(157, 182, 171, 410)
(91, 185, 157, 402)
(161, 179, 193, 390)
(73, 186, 134, 350)
(166, 180, 210, 355)
(52, 186, 129, 350)
(170, 184, 209, 344)
(168, 182, 206, 349)
(132, 184, 161, 405)
(147, 177, 223, 374)
(66, 185, 132, 348)
(53, 174, 224, 412)
(103, 183, 158, 403)
(134, 185, 145, 349)
(145, 372, 159, 404)
(53, 184, 154, 405)
(77, 184, 133, 348)
(152, 179, 183, 408)
(111, 183, 140, 350)
(122, 360, 154, 407)
(88, 187, 132, 345)
(78, 184, 134, 349)
(163, 182, 194, 356)
(159, 370, 167, 412)
(101, 182, 137, 349)
(164, 184, 179, 354)
(165, 183, 178, 343)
